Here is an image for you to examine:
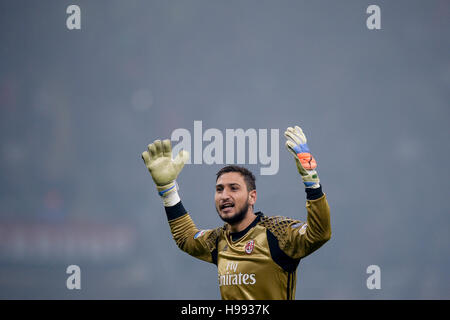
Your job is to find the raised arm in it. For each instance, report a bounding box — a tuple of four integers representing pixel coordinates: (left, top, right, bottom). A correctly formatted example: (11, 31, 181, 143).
(141, 139, 219, 264)
(283, 126, 331, 258)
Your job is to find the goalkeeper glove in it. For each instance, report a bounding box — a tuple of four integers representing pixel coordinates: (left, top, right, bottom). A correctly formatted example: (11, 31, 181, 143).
(141, 139, 189, 206)
(284, 126, 320, 188)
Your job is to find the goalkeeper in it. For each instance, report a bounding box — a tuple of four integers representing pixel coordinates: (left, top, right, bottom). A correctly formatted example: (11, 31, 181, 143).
(141, 125, 331, 300)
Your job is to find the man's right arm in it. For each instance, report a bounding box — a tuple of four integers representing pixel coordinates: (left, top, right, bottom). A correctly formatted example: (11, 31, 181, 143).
(142, 139, 219, 265)
(165, 201, 220, 264)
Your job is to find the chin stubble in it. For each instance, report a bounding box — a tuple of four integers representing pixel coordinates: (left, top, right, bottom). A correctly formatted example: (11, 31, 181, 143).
(217, 201, 249, 225)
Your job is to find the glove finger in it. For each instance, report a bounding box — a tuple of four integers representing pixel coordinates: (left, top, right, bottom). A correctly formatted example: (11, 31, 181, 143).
(141, 151, 152, 166)
(294, 125, 303, 133)
(286, 126, 299, 136)
(294, 126, 307, 143)
(284, 130, 297, 144)
(285, 140, 300, 158)
(285, 127, 298, 140)
(287, 126, 306, 144)
(284, 130, 302, 145)
(162, 139, 172, 157)
(147, 143, 157, 159)
(153, 139, 163, 157)
(173, 150, 189, 171)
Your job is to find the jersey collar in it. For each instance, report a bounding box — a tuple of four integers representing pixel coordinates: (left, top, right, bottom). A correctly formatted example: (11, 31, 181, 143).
(229, 212, 263, 242)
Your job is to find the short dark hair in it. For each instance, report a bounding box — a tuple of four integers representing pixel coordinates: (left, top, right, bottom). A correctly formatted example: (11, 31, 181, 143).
(216, 165, 256, 191)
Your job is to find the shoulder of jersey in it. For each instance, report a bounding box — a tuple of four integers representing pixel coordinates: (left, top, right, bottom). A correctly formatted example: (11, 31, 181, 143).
(203, 226, 224, 252)
(258, 215, 303, 248)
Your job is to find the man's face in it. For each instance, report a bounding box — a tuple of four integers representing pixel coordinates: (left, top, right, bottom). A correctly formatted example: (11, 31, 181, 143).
(215, 172, 256, 225)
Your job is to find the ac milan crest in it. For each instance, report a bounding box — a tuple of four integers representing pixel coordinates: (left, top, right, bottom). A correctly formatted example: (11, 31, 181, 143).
(245, 240, 255, 254)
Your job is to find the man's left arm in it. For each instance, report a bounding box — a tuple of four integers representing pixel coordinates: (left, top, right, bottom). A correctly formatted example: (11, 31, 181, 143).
(282, 126, 332, 259)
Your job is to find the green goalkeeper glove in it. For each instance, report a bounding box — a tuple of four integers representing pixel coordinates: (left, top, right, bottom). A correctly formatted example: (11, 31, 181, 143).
(141, 139, 189, 206)
(284, 126, 320, 188)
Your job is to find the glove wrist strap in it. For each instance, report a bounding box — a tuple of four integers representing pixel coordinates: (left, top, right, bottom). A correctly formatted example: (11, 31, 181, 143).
(157, 181, 181, 207)
(301, 170, 320, 189)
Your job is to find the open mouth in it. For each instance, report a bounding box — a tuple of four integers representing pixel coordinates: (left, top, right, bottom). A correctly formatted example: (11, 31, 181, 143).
(220, 203, 235, 214)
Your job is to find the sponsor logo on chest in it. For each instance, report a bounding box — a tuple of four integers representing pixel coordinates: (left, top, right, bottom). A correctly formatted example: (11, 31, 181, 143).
(218, 261, 256, 286)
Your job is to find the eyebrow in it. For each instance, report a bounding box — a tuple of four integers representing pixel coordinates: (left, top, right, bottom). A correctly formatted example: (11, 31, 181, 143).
(216, 183, 241, 188)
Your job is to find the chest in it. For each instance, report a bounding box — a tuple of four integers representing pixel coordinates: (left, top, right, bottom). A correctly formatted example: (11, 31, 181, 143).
(216, 227, 279, 279)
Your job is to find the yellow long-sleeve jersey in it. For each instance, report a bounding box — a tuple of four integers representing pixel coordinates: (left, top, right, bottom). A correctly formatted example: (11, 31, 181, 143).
(164, 187, 331, 300)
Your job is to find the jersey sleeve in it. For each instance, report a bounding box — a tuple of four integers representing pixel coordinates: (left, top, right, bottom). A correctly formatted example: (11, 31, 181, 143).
(165, 202, 221, 264)
(283, 192, 331, 259)
(258, 190, 330, 274)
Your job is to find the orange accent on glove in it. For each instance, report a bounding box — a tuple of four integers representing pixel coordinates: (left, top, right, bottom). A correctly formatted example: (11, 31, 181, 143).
(297, 153, 317, 170)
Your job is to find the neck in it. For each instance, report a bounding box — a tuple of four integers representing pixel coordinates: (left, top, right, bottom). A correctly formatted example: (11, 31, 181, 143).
(229, 209, 256, 233)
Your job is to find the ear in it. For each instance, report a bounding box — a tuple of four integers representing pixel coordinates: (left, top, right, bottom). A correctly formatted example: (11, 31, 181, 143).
(248, 190, 257, 206)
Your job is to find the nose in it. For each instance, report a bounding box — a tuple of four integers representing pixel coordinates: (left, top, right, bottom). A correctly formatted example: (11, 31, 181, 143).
(220, 188, 231, 201)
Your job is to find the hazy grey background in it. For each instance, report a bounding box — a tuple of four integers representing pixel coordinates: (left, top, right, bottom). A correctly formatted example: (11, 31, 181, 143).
(0, 0, 449, 299)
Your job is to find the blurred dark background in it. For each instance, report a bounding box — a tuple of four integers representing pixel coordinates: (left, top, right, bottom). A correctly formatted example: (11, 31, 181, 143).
(0, 0, 449, 299)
